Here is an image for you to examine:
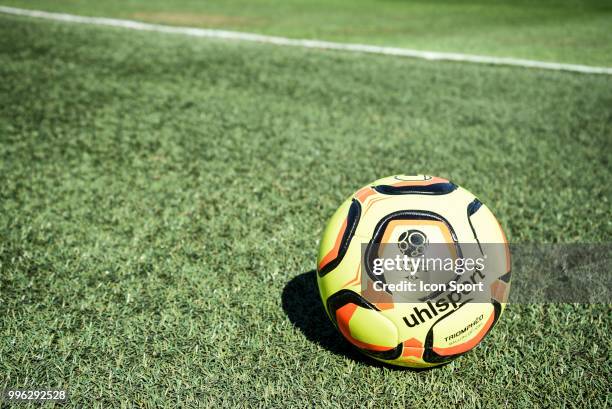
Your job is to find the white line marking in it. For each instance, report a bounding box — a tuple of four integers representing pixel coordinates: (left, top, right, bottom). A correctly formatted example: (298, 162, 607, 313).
(1, 5, 611, 75)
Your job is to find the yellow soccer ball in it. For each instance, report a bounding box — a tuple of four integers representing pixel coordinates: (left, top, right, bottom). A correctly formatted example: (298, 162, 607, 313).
(316, 175, 511, 368)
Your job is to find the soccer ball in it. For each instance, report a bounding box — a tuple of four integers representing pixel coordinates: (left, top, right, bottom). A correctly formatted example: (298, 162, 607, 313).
(316, 175, 511, 368)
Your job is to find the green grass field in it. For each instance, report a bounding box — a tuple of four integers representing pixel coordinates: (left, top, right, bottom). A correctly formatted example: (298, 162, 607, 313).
(0, 3, 611, 408)
(3, 0, 612, 66)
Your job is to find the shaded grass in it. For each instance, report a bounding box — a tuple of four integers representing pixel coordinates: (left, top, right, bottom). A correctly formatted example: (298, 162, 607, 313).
(2, 0, 612, 66)
(0, 14, 611, 408)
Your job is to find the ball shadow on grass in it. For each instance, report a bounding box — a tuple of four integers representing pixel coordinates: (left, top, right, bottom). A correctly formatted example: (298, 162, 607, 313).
(281, 270, 366, 363)
(282, 270, 431, 370)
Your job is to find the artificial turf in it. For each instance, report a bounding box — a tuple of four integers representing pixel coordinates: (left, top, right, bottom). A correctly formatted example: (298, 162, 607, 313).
(0, 12, 610, 408)
(2, 0, 612, 66)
